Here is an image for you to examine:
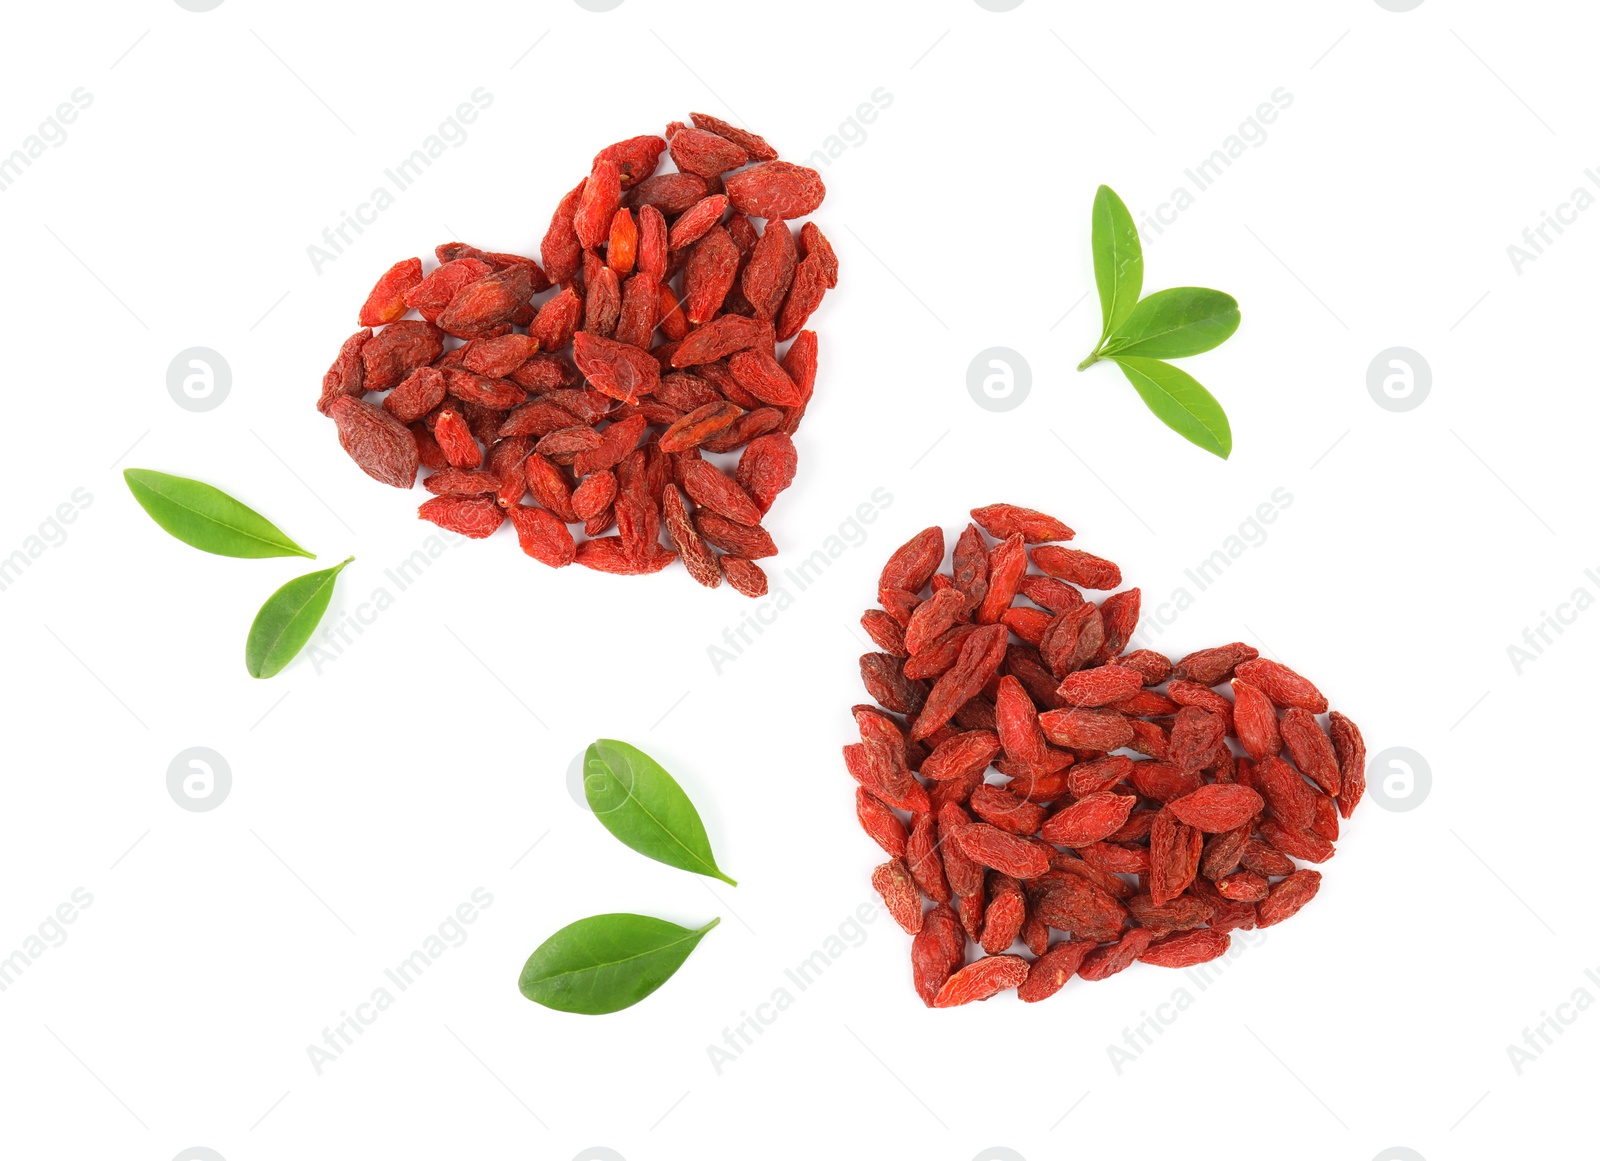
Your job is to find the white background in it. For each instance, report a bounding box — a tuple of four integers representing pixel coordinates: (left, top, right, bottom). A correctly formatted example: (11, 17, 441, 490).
(0, 2, 1594, 1160)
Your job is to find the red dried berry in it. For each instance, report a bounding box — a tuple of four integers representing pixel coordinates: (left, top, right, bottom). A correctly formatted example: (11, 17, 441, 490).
(1257, 869, 1322, 927)
(911, 904, 965, 1007)
(1234, 658, 1328, 713)
(1138, 929, 1230, 968)
(1328, 712, 1367, 819)
(418, 495, 503, 538)
(330, 397, 418, 489)
(932, 955, 1029, 1007)
(970, 504, 1075, 544)
(1017, 939, 1095, 1002)
(358, 257, 423, 327)
(689, 112, 779, 162)
(575, 159, 622, 250)
(725, 161, 826, 219)
(1030, 545, 1122, 590)
(1038, 788, 1138, 846)
(1078, 928, 1155, 982)
(1166, 784, 1265, 833)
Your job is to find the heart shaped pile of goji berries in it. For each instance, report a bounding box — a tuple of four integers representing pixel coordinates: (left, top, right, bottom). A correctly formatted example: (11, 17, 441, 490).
(316, 113, 836, 597)
(847, 505, 1367, 1006)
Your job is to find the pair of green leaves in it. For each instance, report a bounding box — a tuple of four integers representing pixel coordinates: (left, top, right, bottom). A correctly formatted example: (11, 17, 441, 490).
(1080, 185, 1240, 459)
(518, 741, 733, 1015)
(123, 468, 350, 678)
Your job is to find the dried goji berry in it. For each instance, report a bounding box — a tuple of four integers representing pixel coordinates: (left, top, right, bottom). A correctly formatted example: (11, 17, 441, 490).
(872, 859, 924, 936)
(1279, 706, 1341, 795)
(1171, 642, 1259, 687)
(1017, 939, 1095, 1002)
(593, 135, 666, 188)
(1055, 664, 1143, 708)
(905, 811, 951, 904)
(359, 257, 424, 327)
(932, 954, 1029, 1007)
(361, 320, 444, 392)
(911, 904, 965, 1007)
(1328, 711, 1367, 819)
(1166, 784, 1264, 833)
(725, 160, 826, 219)
(741, 219, 796, 320)
(1138, 928, 1229, 968)
(1030, 545, 1122, 590)
(980, 874, 1027, 954)
(1078, 928, 1155, 981)
(418, 495, 503, 538)
(1256, 869, 1322, 927)
(696, 512, 776, 559)
(690, 112, 779, 162)
(1234, 658, 1328, 713)
(505, 504, 575, 567)
(970, 504, 1075, 544)
(331, 396, 418, 488)
(1040, 792, 1138, 847)
(682, 225, 740, 325)
(950, 823, 1051, 880)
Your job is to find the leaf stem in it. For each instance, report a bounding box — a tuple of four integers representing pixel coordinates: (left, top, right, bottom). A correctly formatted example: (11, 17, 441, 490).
(1077, 350, 1101, 372)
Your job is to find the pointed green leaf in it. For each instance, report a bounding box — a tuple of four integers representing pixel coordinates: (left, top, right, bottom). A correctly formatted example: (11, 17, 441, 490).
(1092, 184, 1143, 343)
(583, 740, 736, 885)
(1110, 356, 1233, 459)
(245, 556, 353, 678)
(1102, 287, 1240, 359)
(518, 914, 719, 1015)
(124, 468, 314, 559)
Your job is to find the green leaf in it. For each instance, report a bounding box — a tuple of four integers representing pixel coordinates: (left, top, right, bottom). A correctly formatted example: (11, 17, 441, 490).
(245, 556, 353, 678)
(124, 469, 314, 559)
(1110, 357, 1233, 459)
(1101, 287, 1240, 359)
(518, 914, 719, 1015)
(1092, 184, 1143, 344)
(583, 739, 736, 886)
